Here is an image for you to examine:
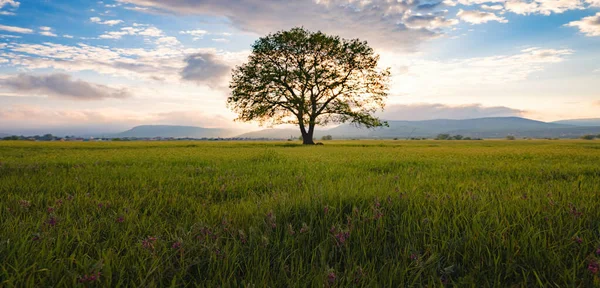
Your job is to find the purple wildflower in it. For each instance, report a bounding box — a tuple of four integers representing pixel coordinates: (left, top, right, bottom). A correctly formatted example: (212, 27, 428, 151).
(589, 261, 599, 274)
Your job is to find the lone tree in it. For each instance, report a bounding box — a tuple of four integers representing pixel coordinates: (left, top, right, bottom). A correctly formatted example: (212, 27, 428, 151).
(228, 27, 390, 145)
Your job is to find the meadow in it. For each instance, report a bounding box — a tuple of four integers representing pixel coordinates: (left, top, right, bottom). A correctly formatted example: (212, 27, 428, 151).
(1, 140, 600, 287)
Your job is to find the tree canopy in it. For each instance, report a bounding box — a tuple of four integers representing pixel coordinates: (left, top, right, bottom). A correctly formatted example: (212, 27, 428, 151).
(227, 27, 390, 144)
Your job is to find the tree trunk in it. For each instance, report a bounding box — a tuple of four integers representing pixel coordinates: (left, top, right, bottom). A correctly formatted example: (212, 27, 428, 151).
(303, 124, 315, 145)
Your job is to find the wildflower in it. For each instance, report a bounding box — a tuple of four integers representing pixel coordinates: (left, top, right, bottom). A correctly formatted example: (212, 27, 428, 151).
(78, 272, 101, 284)
(19, 200, 31, 208)
(373, 211, 384, 220)
(47, 207, 55, 213)
(573, 236, 583, 244)
(324, 206, 329, 214)
(142, 236, 157, 250)
(327, 271, 336, 286)
(353, 267, 364, 284)
(172, 241, 182, 250)
(32, 234, 40, 241)
(596, 248, 600, 256)
(410, 253, 419, 261)
(300, 223, 309, 234)
(238, 230, 247, 244)
(266, 211, 277, 229)
(55, 199, 63, 206)
(588, 261, 599, 274)
(67, 194, 74, 201)
(287, 224, 295, 235)
(116, 216, 125, 223)
(441, 275, 449, 285)
(47, 217, 58, 227)
(375, 198, 381, 208)
(334, 231, 350, 246)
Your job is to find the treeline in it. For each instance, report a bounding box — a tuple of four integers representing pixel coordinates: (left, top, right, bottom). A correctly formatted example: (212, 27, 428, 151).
(434, 134, 483, 140)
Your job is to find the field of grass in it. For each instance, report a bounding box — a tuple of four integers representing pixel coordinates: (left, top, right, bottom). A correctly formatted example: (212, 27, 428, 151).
(1, 140, 600, 287)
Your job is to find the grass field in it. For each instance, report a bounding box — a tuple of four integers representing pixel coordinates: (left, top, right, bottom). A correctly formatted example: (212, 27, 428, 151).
(1, 140, 600, 287)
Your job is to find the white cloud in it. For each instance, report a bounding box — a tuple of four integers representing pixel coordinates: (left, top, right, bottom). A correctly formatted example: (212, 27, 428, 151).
(40, 31, 58, 37)
(156, 36, 180, 46)
(179, 29, 208, 38)
(504, 0, 584, 15)
(0, 24, 32, 34)
(565, 12, 600, 37)
(115, 0, 457, 51)
(4, 41, 246, 85)
(587, 0, 600, 6)
(90, 17, 124, 26)
(0, 0, 19, 9)
(124, 6, 149, 11)
(63, 35, 74, 38)
(457, 9, 508, 24)
(481, 4, 505, 10)
(211, 38, 230, 43)
(39, 26, 57, 37)
(138, 26, 163, 37)
(403, 14, 460, 29)
(0, 11, 15, 15)
(386, 47, 573, 96)
(99, 26, 163, 39)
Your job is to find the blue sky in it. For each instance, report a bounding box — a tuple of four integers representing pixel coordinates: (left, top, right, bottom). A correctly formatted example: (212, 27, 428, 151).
(0, 0, 598, 134)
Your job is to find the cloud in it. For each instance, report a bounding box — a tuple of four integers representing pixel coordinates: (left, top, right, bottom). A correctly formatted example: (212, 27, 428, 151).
(0, 24, 32, 34)
(588, 0, 600, 6)
(99, 26, 163, 39)
(181, 53, 231, 87)
(4, 42, 246, 85)
(0, 0, 19, 9)
(180, 29, 208, 37)
(90, 17, 124, 26)
(481, 4, 504, 10)
(565, 12, 600, 37)
(211, 38, 230, 43)
(504, 0, 584, 15)
(457, 9, 508, 24)
(39, 26, 57, 37)
(0, 105, 242, 134)
(378, 103, 525, 120)
(403, 14, 460, 29)
(115, 0, 458, 51)
(594, 100, 600, 106)
(156, 36, 180, 46)
(0, 73, 131, 100)
(386, 47, 573, 96)
(63, 34, 74, 38)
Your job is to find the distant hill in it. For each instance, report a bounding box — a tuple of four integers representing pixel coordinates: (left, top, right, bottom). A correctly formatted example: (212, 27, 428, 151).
(552, 118, 600, 127)
(236, 117, 600, 139)
(116, 125, 238, 138)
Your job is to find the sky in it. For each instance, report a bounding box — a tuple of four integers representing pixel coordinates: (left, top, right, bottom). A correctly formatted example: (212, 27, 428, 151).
(0, 0, 598, 135)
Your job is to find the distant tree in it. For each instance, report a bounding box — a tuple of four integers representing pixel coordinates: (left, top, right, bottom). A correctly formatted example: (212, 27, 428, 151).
(506, 135, 516, 140)
(581, 134, 596, 140)
(228, 27, 391, 145)
(321, 135, 333, 141)
(453, 135, 464, 140)
(435, 134, 450, 140)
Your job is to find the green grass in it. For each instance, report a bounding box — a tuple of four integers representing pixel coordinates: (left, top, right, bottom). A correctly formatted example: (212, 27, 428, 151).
(1, 140, 600, 287)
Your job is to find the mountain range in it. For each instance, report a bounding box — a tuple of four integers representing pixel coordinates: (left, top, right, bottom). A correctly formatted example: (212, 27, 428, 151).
(114, 125, 240, 138)
(551, 118, 600, 127)
(237, 117, 600, 139)
(2, 117, 600, 139)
